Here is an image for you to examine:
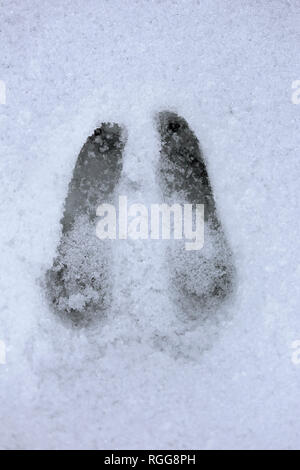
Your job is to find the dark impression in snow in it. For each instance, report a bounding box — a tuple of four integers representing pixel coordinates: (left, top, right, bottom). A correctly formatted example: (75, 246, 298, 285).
(45, 123, 125, 326)
(45, 114, 235, 326)
(156, 111, 235, 316)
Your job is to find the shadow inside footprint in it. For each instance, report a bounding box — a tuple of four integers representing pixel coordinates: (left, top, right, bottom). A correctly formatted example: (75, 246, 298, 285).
(156, 111, 235, 317)
(45, 123, 125, 326)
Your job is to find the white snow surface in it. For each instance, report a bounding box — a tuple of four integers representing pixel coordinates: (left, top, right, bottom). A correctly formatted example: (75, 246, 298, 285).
(1, 0, 300, 449)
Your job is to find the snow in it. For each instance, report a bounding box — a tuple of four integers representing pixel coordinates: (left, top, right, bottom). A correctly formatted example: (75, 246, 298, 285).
(1, 0, 300, 450)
